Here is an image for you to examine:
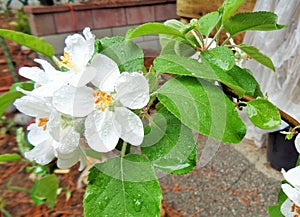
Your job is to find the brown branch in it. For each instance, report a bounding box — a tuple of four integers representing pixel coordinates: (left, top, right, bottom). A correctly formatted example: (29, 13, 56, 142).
(224, 87, 300, 129)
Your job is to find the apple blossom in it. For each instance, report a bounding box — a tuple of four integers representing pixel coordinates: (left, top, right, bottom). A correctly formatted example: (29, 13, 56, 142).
(53, 54, 149, 152)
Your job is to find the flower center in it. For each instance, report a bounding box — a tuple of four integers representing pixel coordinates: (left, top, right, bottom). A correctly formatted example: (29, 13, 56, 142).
(56, 52, 74, 70)
(291, 201, 300, 216)
(93, 91, 113, 112)
(38, 118, 49, 131)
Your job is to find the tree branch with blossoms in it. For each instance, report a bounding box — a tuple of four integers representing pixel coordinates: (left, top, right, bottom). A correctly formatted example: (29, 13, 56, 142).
(0, 0, 297, 216)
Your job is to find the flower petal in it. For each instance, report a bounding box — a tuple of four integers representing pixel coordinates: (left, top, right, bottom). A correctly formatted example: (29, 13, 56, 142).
(90, 54, 120, 92)
(27, 123, 50, 145)
(64, 29, 94, 67)
(56, 150, 79, 169)
(53, 85, 94, 117)
(295, 134, 300, 154)
(115, 72, 149, 109)
(282, 183, 300, 207)
(68, 66, 96, 87)
(24, 140, 55, 165)
(281, 166, 300, 189)
(114, 107, 144, 146)
(58, 126, 80, 154)
(85, 110, 120, 152)
(280, 198, 296, 217)
(14, 95, 52, 118)
(19, 66, 48, 84)
(47, 111, 61, 142)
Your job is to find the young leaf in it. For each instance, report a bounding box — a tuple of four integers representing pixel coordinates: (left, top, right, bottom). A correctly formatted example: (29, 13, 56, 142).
(157, 77, 246, 144)
(32, 174, 59, 208)
(199, 11, 222, 36)
(219, 0, 245, 22)
(237, 44, 275, 71)
(0, 91, 23, 117)
(246, 98, 281, 130)
(0, 29, 54, 58)
(224, 11, 286, 36)
(0, 153, 22, 162)
(227, 65, 263, 97)
(268, 188, 287, 217)
(141, 106, 197, 174)
(96, 36, 144, 72)
(84, 154, 162, 217)
(154, 54, 245, 96)
(0, 81, 34, 116)
(201, 46, 235, 71)
(126, 22, 184, 41)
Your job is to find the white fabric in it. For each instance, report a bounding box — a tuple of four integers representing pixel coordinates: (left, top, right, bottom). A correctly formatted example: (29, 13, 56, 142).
(242, 0, 300, 147)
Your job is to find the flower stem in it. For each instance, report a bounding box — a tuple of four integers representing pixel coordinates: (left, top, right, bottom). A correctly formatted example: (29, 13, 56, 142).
(121, 141, 128, 157)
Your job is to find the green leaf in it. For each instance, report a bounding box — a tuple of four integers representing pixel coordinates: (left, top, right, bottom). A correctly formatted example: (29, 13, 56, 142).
(219, 0, 245, 22)
(246, 98, 281, 130)
(0, 153, 22, 162)
(126, 22, 184, 41)
(157, 77, 246, 144)
(201, 46, 235, 71)
(141, 106, 197, 174)
(227, 65, 263, 97)
(32, 174, 59, 208)
(199, 11, 222, 36)
(0, 29, 54, 58)
(224, 11, 286, 36)
(268, 188, 287, 217)
(96, 36, 144, 72)
(237, 44, 275, 71)
(84, 154, 162, 217)
(0, 91, 23, 117)
(0, 81, 34, 117)
(154, 54, 245, 96)
(9, 81, 34, 92)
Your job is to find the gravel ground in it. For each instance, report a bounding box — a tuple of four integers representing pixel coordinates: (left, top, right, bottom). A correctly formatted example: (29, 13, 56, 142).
(160, 136, 282, 217)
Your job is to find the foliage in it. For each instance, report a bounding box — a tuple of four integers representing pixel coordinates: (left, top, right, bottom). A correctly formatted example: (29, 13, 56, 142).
(0, 0, 290, 216)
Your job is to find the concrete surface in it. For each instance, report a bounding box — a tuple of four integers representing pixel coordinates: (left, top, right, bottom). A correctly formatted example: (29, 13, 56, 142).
(159, 136, 282, 217)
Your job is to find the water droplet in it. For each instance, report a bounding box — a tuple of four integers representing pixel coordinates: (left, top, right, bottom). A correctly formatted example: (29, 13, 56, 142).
(133, 198, 142, 212)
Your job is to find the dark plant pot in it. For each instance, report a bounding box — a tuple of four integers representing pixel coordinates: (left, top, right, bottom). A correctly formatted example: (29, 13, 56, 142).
(267, 128, 299, 171)
(39, 0, 54, 5)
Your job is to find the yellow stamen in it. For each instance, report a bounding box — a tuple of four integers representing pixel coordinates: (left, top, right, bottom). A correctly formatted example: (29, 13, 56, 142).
(56, 52, 74, 69)
(38, 118, 49, 131)
(93, 91, 113, 112)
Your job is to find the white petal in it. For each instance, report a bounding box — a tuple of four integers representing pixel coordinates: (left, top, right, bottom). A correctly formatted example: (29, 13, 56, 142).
(56, 150, 79, 169)
(14, 95, 51, 117)
(24, 140, 55, 165)
(91, 54, 120, 92)
(58, 126, 80, 154)
(295, 134, 300, 154)
(85, 111, 120, 152)
(64, 31, 94, 66)
(280, 199, 296, 217)
(281, 166, 300, 189)
(115, 72, 149, 109)
(47, 111, 61, 142)
(19, 66, 48, 84)
(282, 183, 300, 207)
(27, 123, 50, 145)
(34, 58, 58, 75)
(68, 66, 96, 87)
(114, 107, 144, 146)
(53, 85, 94, 117)
(30, 81, 66, 97)
(203, 38, 217, 49)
